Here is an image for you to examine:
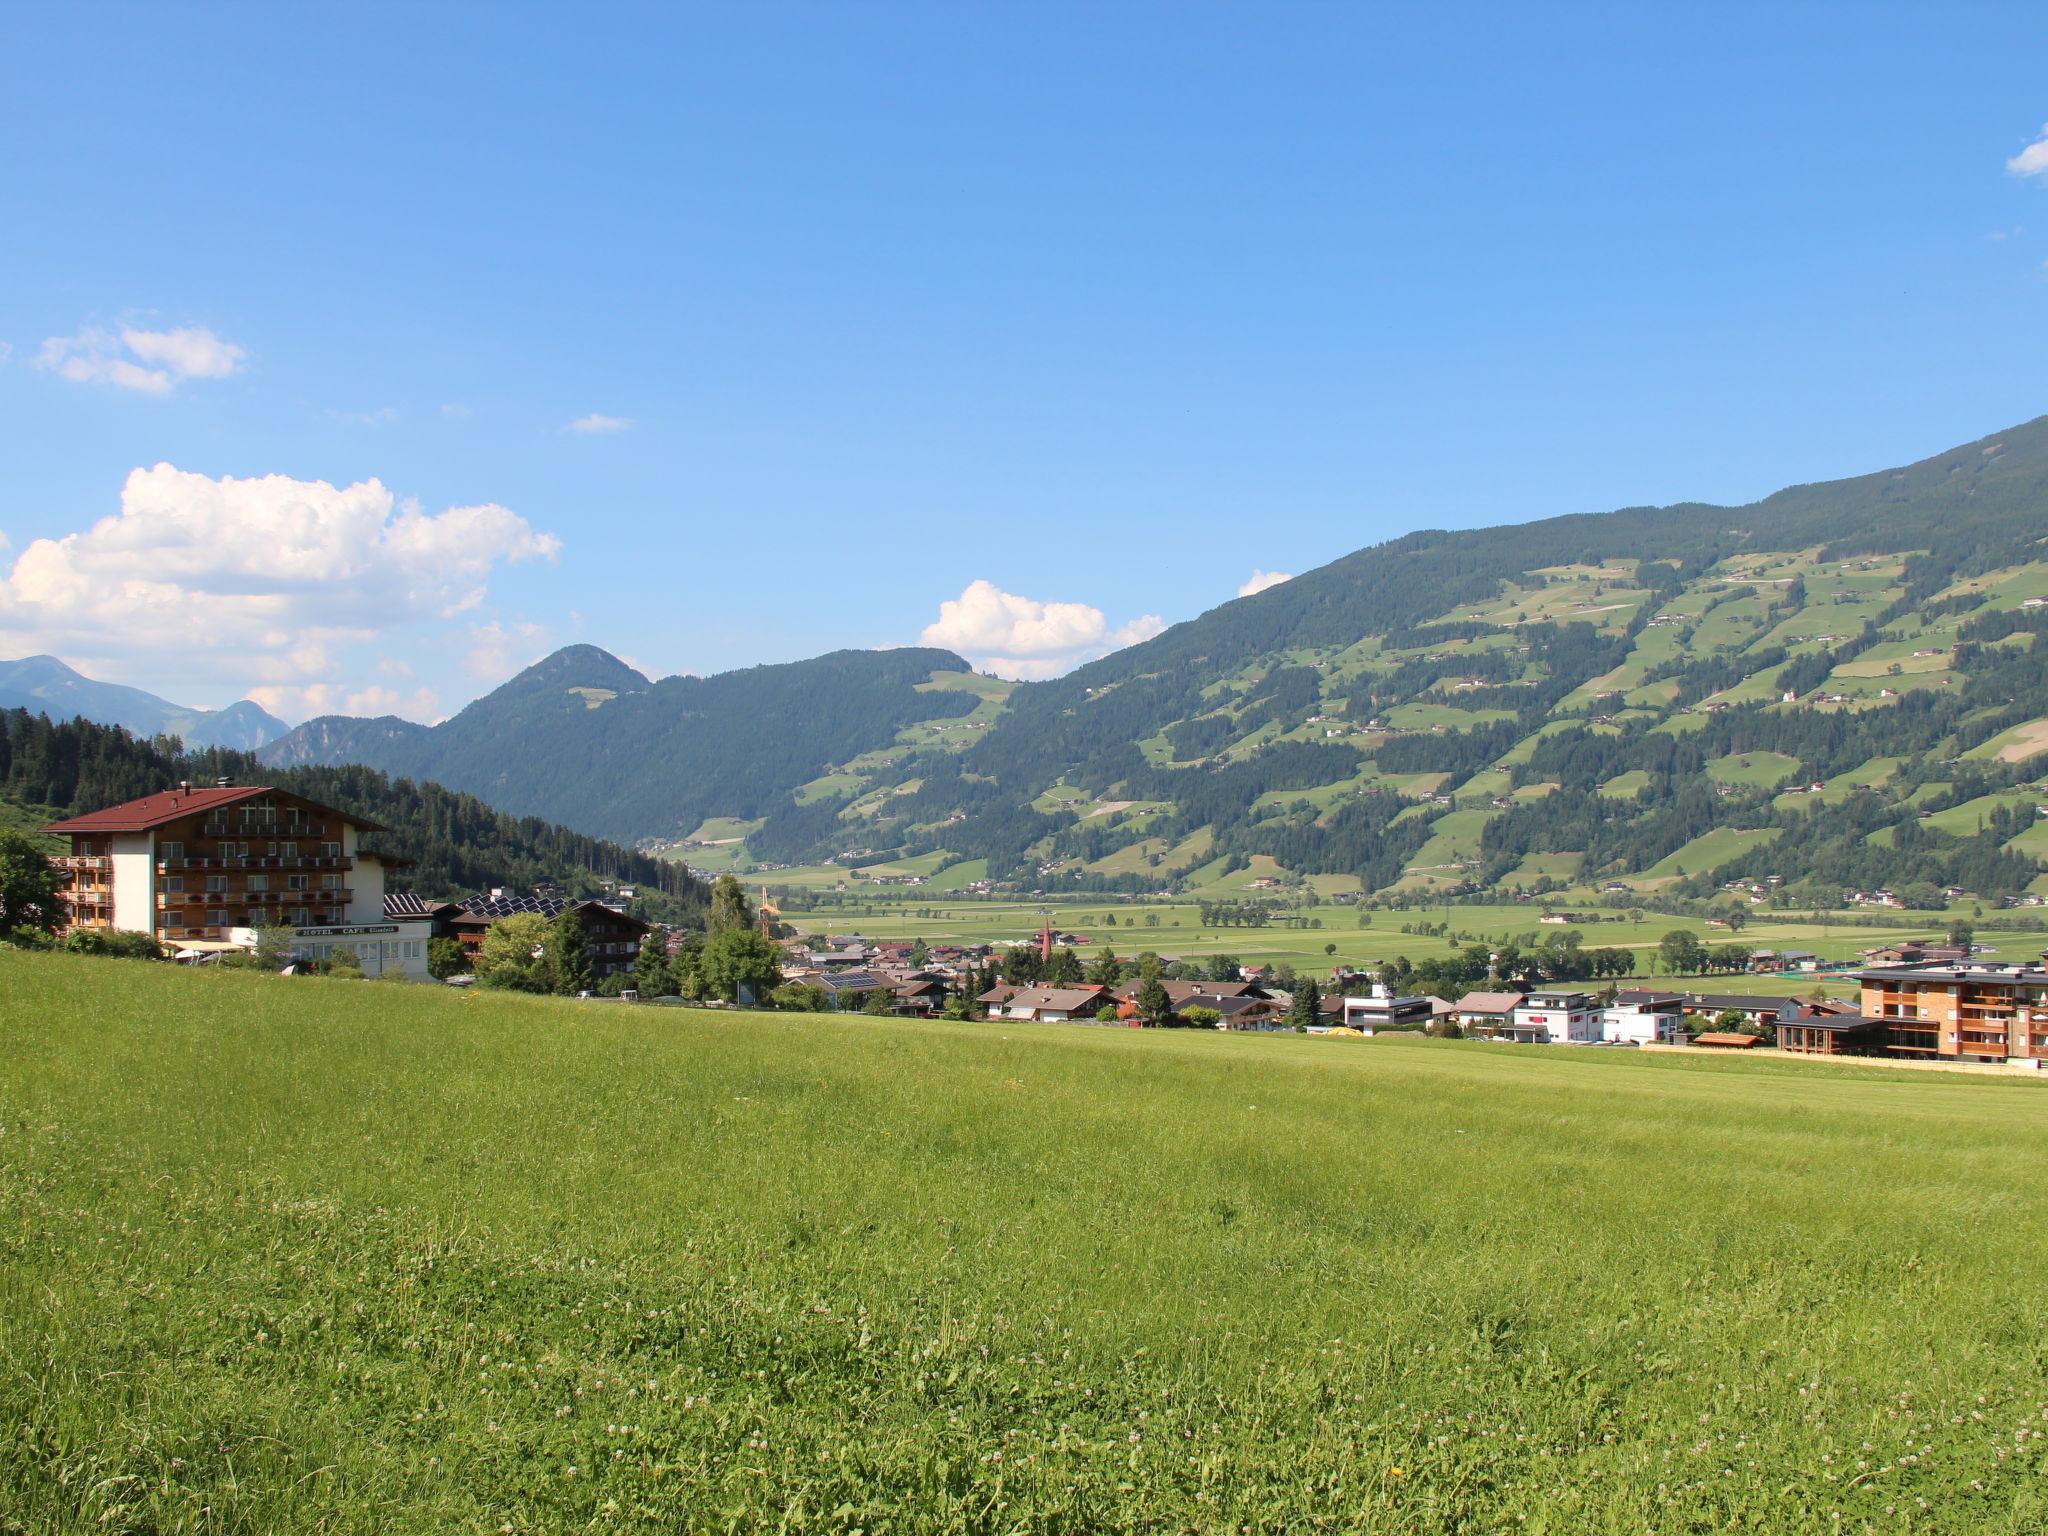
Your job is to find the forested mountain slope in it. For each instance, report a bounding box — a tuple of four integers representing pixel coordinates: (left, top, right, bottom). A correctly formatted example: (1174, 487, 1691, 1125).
(258, 645, 984, 842)
(3, 709, 707, 922)
(244, 414, 2048, 912)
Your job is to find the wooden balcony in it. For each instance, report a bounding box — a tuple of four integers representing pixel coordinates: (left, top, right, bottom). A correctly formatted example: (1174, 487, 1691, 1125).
(57, 855, 111, 872)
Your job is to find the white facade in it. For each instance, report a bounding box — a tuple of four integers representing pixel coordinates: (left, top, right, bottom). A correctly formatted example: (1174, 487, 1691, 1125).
(1511, 991, 1601, 1043)
(1600, 1001, 1682, 1045)
(109, 833, 155, 933)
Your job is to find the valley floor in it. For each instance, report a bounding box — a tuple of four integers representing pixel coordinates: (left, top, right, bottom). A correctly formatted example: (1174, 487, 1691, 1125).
(5, 951, 2047, 1532)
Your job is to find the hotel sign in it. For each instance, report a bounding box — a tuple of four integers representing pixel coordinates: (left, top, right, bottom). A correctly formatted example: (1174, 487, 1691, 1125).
(295, 924, 398, 938)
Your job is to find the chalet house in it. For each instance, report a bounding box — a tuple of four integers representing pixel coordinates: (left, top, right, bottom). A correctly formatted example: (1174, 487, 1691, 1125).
(1510, 989, 1600, 1044)
(1864, 942, 1969, 967)
(1111, 979, 1277, 1011)
(980, 985, 1113, 1023)
(450, 893, 651, 979)
(42, 781, 435, 978)
(1601, 990, 1685, 1045)
(890, 978, 949, 1016)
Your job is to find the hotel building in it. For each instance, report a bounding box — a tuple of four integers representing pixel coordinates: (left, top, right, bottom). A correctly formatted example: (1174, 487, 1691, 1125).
(44, 780, 435, 978)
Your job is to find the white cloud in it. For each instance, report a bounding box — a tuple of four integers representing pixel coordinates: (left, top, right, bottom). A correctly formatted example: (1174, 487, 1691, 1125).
(567, 412, 632, 434)
(1238, 569, 1293, 597)
(441, 402, 472, 419)
(464, 619, 550, 681)
(37, 324, 246, 394)
(918, 579, 1164, 679)
(330, 405, 398, 426)
(2010, 124, 2048, 179)
(0, 463, 559, 712)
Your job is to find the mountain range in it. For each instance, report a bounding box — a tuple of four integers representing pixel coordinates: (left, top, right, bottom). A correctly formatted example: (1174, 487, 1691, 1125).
(0, 654, 289, 751)
(31, 413, 2048, 911)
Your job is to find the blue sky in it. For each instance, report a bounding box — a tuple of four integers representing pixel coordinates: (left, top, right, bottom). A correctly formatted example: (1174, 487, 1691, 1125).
(3, 3, 2046, 720)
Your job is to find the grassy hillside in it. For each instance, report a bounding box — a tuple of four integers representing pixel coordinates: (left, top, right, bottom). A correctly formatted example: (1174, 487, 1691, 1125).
(625, 416, 2048, 913)
(6, 952, 2048, 1531)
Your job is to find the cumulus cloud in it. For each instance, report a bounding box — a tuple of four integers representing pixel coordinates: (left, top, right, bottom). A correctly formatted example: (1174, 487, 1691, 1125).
(0, 464, 558, 712)
(37, 324, 246, 394)
(464, 619, 551, 681)
(2010, 124, 2048, 179)
(567, 412, 632, 434)
(918, 579, 1164, 679)
(1238, 569, 1293, 597)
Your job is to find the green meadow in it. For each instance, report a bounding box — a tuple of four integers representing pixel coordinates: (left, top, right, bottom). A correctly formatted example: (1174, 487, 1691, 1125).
(7, 952, 2048, 1533)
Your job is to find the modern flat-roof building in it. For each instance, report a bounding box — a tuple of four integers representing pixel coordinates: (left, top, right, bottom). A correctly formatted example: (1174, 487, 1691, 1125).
(1602, 990, 1685, 1045)
(1850, 960, 2048, 1065)
(1510, 988, 1601, 1044)
(42, 781, 434, 978)
(1339, 982, 1434, 1034)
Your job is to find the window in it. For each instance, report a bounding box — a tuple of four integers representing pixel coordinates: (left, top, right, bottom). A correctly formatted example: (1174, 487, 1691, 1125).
(164, 876, 184, 893)
(160, 840, 183, 861)
(321, 873, 341, 891)
(287, 874, 308, 892)
(280, 842, 297, 858)
(205, 909, 226, 926)
(247, 875, 268, 893)
(289, 909, 310, 926)
(205, 875, 227, 893)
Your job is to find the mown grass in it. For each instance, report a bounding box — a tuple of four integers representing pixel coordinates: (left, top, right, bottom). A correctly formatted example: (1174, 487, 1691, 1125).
(5, 950, 2048, 1533)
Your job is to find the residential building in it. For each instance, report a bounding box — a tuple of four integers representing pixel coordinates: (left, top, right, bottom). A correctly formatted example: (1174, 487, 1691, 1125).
(450, 893, 651, 979)
(1601, 990, 1685, 1045)
(1854, 960, 2048, 1064)
(1339, 982, 1434, 1033)
(1450, 989, 1526, 1032)
(979, 985, 1114, 1023)
(43, 780, 434, 978)
(1510, 988, 1600, 1044)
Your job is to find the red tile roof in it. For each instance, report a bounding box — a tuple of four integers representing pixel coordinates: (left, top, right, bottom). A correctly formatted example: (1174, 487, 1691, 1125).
(41, 785, 382, 835)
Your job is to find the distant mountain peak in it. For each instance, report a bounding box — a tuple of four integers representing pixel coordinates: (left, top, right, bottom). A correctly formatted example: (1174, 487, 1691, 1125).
(0, 653, 289, 750)
(507, 644, 652, 694)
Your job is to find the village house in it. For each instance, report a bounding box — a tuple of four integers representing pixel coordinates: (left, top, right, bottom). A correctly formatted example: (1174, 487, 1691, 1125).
(1450, 989, 1526, 1033)
(450, 892, 651, 980)
(979, 984, 1114, 1023)
(43, 781, 437, 978)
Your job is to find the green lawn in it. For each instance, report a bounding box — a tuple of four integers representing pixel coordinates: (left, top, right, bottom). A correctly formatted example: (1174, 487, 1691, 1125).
(1705, 751, 1802, 790)
(7, 951, 2048, 1532)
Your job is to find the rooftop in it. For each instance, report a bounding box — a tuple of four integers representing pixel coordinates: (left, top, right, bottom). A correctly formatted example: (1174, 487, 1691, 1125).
(43, 783, 385, 836)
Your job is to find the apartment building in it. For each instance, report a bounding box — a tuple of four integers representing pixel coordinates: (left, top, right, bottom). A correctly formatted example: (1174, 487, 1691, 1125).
(1853, 960, 2048, 1065)
(44, 780, 434, 978)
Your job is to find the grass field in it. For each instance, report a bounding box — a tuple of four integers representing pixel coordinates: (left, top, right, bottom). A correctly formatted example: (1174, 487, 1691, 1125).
(7, 952, 2048, 1532)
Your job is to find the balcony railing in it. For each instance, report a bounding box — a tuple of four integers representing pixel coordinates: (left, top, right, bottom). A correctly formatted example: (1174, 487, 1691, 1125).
(201, 820, 325, 837)
(157, 854, 350, 872)
(57, 855, 111, 871)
